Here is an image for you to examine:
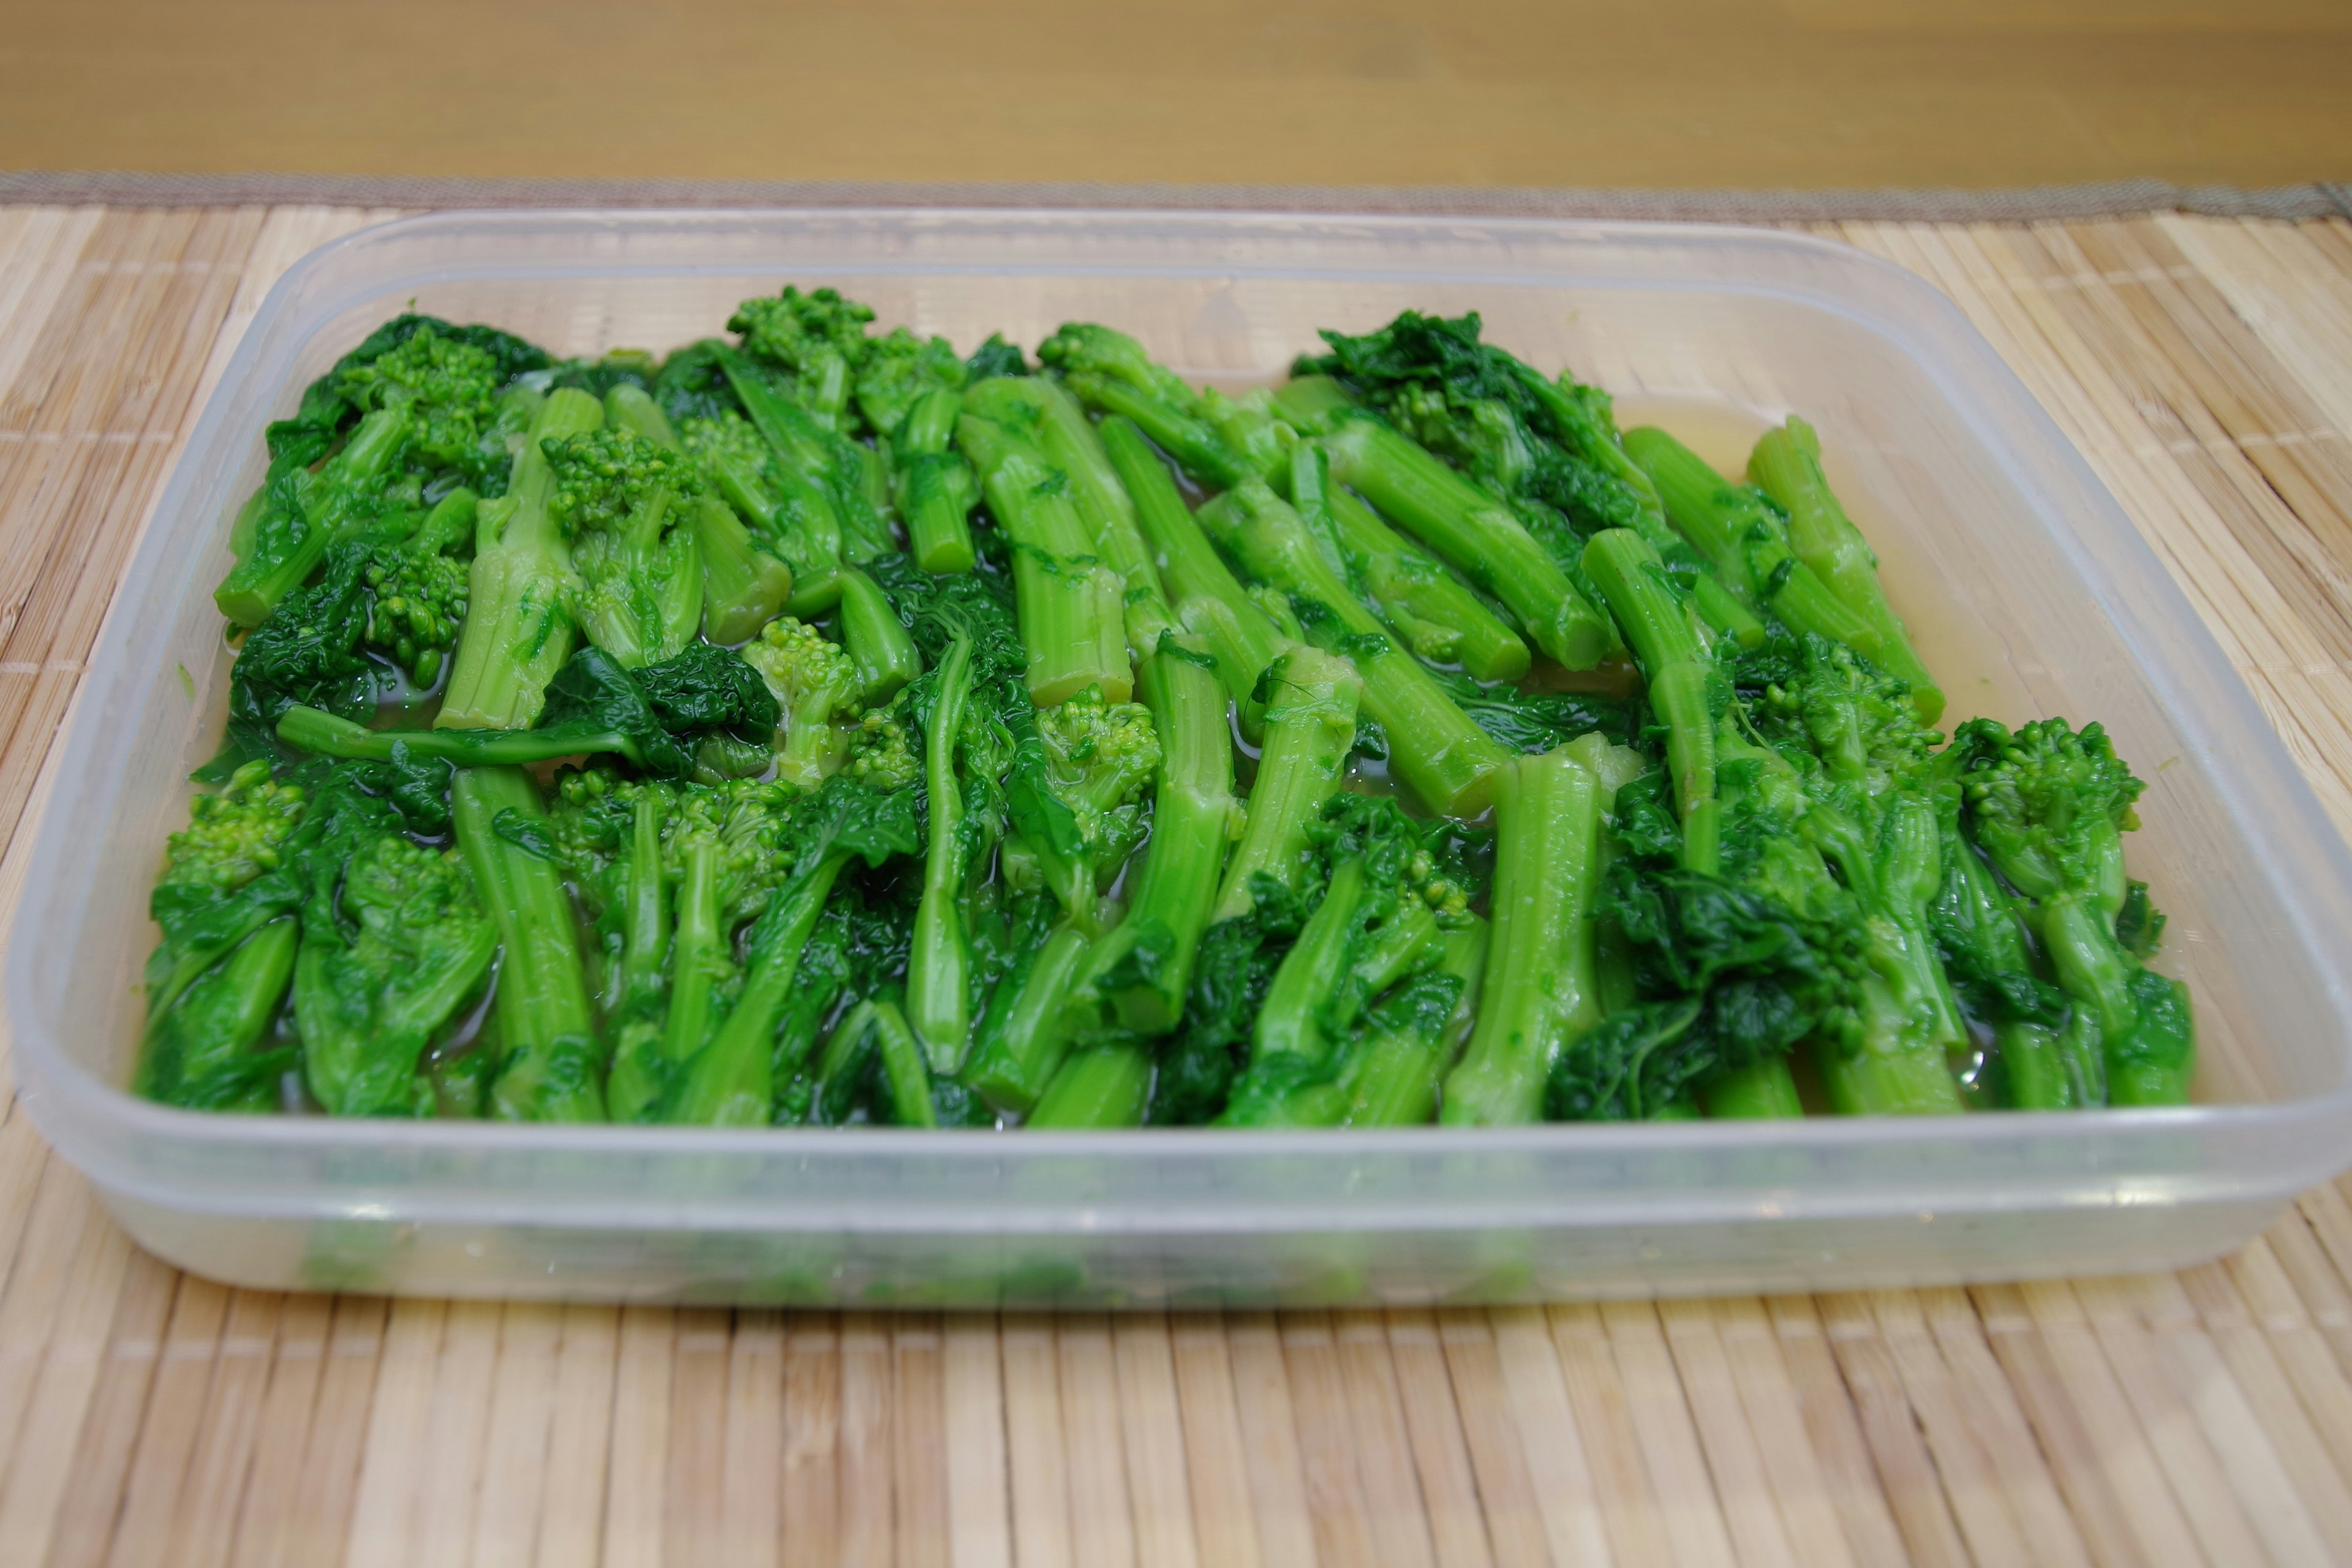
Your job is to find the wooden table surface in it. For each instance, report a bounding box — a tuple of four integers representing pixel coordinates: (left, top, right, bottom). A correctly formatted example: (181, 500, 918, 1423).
(1, 1, 2350, 191)
(3, 202, 2352, 1566)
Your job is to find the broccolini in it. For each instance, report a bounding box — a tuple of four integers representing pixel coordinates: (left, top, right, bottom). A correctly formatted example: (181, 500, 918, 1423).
(142, 295, 2193, 1134)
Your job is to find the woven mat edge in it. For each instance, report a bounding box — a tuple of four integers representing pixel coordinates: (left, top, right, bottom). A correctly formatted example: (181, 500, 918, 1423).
(1, 171, 2346, 222)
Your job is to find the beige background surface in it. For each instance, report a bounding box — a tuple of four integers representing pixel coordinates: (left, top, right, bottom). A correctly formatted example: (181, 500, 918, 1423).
(0, 0, 2348, 189)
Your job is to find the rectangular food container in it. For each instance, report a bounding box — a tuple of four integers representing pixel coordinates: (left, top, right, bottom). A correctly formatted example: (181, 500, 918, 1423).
(11, 208, 2352, 1307)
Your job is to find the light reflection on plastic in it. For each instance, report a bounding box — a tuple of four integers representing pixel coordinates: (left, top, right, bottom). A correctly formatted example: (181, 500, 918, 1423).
(2064, 1183, 2180, 1208)
(2106, 1183, 2180, 1207)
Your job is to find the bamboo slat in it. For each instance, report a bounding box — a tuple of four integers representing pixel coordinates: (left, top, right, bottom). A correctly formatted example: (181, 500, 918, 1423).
(1107, 1314, 1200, 1568)
(6, 206, 2352, 1564)
(1484, 1306, 1611, 1568)
(941, 1312, 1011, 1568)
(1160, 1314, 1258, 1568)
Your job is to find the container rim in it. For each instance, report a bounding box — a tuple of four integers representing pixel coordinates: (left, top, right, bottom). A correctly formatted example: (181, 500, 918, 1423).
(15, 204, 2352, 1200)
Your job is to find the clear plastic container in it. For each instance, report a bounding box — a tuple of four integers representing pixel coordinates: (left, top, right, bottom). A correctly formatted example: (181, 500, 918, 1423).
(11, 208, 2352, 1307)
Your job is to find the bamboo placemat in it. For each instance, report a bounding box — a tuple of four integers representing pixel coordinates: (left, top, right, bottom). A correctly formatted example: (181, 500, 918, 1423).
(2, 203, 2352, 1566)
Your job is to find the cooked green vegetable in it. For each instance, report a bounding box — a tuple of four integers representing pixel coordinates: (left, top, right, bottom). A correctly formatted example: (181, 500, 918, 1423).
(1749, 418, 1942, 723)
(296, 832, 495, 1118)
(137, 761, 309, 1110)
(835, 566, 922, 707)
(1292, 442, 1529, 684)
(891, 385, 979, 573)
(1223, 795, 1477, 1126)
(1581, 529, 1725, 872)
(737, 614, 859, 786)
(731, 285, 874, 431)
(1069, 644, 1237, 1034)
(217, 317, 537, 628)
(149, 296, 2190, 1129)
(1318, 417, 1616, 671)
(676, 404, 845, 613)
(666, 774, 922, 1124)
(1041, 322, 1276, 492)
(1623, 428, 1885, 671)
(279, 643, 778, 783)
(1194, 480, 1509, 818)
(543, 428, 706, 668)
(1096, 412, 1289, 724)
(1948, 717, 2192, 1105)
(1023, 682, 1161, 932)
(1442, 745, 1603, 1126)
(965, 374, 1180, 658)
(437, 388, 608, 731)
(1214, 647, 1361, 922)
(600, 382, 793, 646)
(956, 409, 1131, 707)
(453, 766, 603, 1121)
